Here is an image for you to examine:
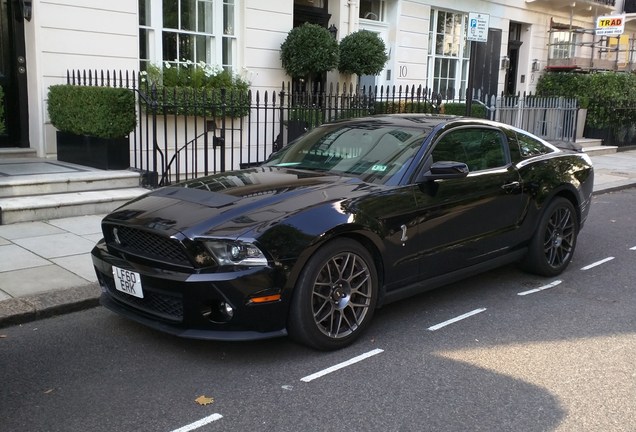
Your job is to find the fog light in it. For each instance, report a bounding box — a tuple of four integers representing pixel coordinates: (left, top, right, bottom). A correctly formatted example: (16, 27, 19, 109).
(220, 301, 234, 319)
(201, 300, 235, 323)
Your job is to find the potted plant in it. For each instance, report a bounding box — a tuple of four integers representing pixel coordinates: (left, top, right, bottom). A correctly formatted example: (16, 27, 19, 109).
(48, 85, 136, 169)
(280, 23, 339, 89)
(280, 24, 337, 143)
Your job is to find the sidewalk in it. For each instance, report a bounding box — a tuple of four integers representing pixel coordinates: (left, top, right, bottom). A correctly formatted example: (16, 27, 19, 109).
(0, 214, 103, 326)
(1, 151, 636, 328)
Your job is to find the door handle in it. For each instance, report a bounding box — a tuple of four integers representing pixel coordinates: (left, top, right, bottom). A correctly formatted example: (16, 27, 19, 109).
(501, 181, 520, 192)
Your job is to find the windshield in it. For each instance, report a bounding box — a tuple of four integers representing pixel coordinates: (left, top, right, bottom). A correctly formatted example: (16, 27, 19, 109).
(264, 122, 428, 185)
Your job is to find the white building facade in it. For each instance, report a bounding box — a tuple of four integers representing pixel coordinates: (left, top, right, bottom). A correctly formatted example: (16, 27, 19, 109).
(1, 0, 632, 158)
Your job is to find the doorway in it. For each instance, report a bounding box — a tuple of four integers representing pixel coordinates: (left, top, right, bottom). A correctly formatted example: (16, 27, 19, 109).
(0, 0, 29, 148)
(505, 23, 523, 95)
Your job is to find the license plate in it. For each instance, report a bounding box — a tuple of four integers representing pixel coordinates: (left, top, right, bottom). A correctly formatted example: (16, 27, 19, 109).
(112, 266, 144, 299)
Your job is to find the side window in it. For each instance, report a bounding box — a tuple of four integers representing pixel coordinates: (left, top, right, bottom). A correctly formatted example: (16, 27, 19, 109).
(431, 128, 507, 171)
(517, 132, 555, 158)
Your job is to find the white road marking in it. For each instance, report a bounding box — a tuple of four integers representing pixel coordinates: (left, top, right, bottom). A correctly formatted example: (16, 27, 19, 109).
(518, 280, 562, 296)
(170, 414, 223, 432)
(427, 308, 487, 331)
(300, 348, 384, 382)
(630, 246, 636, 251)
(581, 257, 615, 271)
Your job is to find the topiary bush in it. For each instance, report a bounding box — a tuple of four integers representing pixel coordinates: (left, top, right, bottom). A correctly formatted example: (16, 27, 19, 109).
(48, 85, 136, 139)
(338, 30, 388, 76)
(280, 23, 339, 82)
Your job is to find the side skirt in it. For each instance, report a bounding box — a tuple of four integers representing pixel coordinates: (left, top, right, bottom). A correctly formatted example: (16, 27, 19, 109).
(377, 248, 527, 307)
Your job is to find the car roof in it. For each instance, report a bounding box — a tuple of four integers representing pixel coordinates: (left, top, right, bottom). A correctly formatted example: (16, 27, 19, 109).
(328, 113, 457, 128)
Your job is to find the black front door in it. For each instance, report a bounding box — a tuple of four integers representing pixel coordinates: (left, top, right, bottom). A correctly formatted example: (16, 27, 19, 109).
(0, 0, 29, 148)
(470, 28, 502, 101)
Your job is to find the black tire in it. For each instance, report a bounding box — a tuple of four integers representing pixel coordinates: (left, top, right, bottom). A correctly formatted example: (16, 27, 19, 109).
(288, 238, 378, 350)
(522, 197, 579, 277)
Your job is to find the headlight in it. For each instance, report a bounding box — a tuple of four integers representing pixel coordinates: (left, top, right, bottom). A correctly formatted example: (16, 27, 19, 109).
(203, 240, 268, 267)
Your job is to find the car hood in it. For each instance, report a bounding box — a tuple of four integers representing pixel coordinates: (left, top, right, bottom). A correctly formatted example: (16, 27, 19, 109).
(103, 167, 381, 239)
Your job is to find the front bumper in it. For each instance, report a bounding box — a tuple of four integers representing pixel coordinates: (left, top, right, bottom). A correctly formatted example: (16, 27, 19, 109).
(91, 240, 289, 341)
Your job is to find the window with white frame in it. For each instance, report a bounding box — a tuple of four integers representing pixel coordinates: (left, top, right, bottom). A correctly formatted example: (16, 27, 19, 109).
(550, 31, 576, 60)
(359, 0, 385, 21)
(139, 0, 237, 71)
(427, 9, 470, 100)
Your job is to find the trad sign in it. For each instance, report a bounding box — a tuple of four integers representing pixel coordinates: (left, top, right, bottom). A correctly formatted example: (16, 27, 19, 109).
(596, 15, 625, 36)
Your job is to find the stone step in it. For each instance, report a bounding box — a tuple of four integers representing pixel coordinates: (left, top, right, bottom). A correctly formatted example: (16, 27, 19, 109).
(576, 138, 604, 148)
(0, 188, 149, 225)
(0, 170, 142, 198)
(582, 145, 619, 156)
(0, 148, 38, 158)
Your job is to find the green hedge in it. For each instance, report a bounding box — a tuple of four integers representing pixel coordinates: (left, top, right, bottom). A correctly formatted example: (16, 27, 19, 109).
(374, 100, 434, 114)
(48, 85, 136, 139)
(0, 86, 5, 135)
(145, 86, 251, 118)
(536, 72, 636, 129)
(141, 64, 251, 117)
(442, 102, 488, 118)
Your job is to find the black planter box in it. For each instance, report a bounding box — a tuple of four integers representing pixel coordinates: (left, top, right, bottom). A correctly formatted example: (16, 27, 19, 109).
(56, 131, 130, 170)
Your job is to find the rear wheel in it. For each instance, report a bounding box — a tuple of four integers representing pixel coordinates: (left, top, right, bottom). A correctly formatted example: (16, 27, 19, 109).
(288, 239, 378, 350)
(522, 197, 578, 276)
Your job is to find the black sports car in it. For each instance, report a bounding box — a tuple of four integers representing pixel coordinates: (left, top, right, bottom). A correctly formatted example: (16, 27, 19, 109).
(92, 115, 594, 350)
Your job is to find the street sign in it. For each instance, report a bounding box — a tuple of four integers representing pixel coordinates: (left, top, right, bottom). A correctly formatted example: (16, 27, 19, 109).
(596, 15, 625, 36)
(467, 12, 489, 43)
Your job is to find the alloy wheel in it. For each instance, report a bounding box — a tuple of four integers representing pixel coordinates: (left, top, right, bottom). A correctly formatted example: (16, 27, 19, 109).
(311, 251, 373, 339)
(543, 206, 575, 269)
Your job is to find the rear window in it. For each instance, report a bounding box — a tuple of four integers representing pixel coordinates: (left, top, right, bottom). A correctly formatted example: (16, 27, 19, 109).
(516, 132, 555, 158)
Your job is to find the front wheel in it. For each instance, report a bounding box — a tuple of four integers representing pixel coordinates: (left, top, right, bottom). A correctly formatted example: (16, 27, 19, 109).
(522, 197, 579, 277)
(288, 239, 378, 350)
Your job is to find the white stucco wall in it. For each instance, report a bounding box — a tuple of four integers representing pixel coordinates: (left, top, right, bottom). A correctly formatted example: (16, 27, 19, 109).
(392, 0, 429, 89)
(26, 0, 138, 157)
(21, 0, 625, 159)
(243, 0, 293, 94)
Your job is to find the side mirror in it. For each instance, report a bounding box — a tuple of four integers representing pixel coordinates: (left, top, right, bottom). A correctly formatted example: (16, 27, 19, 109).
(422, 161, 469, 180)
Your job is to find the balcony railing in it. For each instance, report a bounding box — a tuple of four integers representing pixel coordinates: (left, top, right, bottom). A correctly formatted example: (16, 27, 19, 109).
(526, 0, 616, 15)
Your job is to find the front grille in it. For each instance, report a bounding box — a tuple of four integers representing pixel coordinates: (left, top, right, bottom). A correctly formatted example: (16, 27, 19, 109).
(103, 276, 184, 322)
(105, 225, 192, 267)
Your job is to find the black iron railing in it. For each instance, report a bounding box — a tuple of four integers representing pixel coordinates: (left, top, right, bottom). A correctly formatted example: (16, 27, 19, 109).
(65, 69, 595, 187)
(66, 70, 451, 186)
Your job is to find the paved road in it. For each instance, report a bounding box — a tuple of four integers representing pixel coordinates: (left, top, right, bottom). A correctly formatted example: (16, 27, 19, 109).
(1, 189, 635, 432)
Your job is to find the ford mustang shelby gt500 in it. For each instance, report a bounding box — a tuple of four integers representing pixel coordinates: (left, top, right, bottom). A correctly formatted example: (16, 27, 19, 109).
(92, 115, 594, 350)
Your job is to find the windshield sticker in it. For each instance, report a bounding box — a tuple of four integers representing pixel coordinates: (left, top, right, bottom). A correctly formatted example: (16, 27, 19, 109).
(371, 164, 388, 172)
